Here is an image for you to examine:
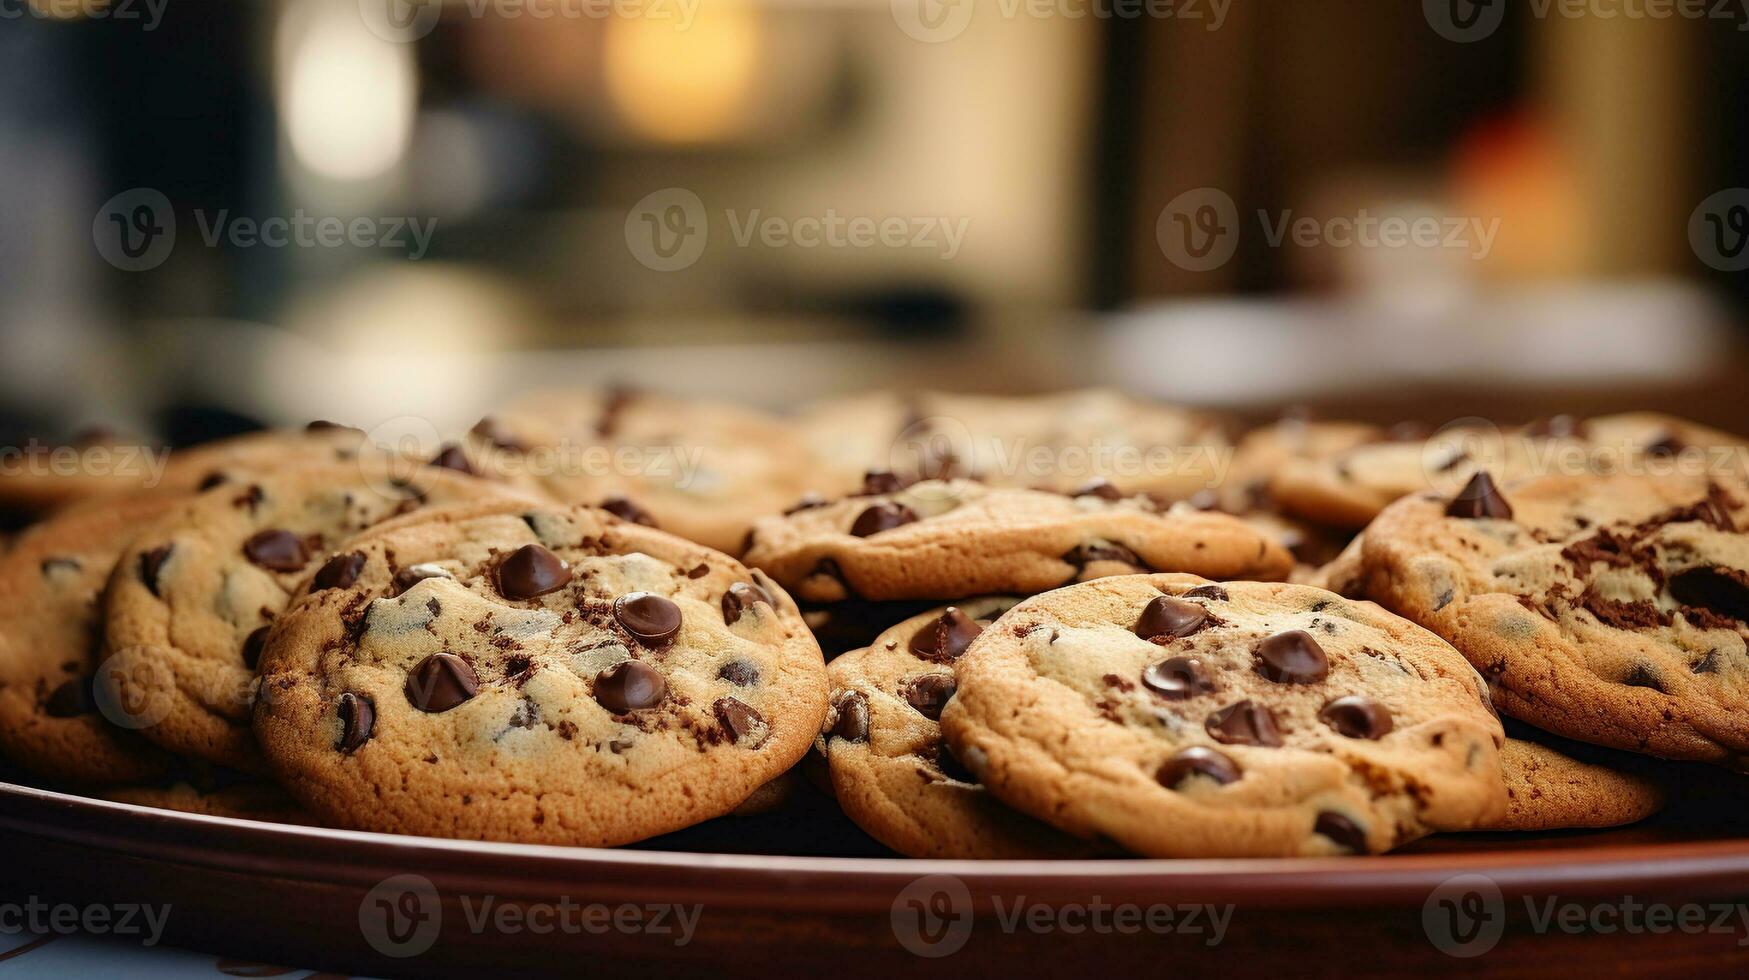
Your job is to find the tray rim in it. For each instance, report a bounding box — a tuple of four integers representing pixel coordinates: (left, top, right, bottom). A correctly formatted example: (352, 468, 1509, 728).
(8, 780, 1749, 910)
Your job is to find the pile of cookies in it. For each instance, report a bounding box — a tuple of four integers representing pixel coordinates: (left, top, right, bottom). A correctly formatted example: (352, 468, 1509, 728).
(0, 389, 1736, 858)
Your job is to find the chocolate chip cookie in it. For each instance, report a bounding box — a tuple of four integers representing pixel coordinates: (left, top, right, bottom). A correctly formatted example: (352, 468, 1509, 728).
(102, 462, 539, 772)
(1271, 413, 1744, 530)
(743, 478, 1294, 603)
(1354, 468, 1749, 765)
(940, 574, 1507, 857)
(800, 389, 1233, 501)
(474, 388, 827, 555)
(818, 598, 1096, 858)
(0, 497, 177, 784)
(104, 780, 314, 824)
(1485, 736, 1665, 832)
(252, 499, 828, 845)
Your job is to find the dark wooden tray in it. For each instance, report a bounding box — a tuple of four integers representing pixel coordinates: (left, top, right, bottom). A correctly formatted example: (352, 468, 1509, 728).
(4, 779, 1749, 979)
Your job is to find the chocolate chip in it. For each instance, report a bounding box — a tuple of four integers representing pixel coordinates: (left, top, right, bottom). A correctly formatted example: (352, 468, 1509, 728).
(1446, 471, 1513, 520)
(1645, 433, 1685, 458)
(241, 626, 271, 670)
(1205, 700, 1284, 746)
(861, 470, 908, 495)
(336, 692, 375, 751)
(197, 472, 228, 491)
(1141, 657, 1216, 700)
(902, 673, 956, 720)
(306, 420, 360, 434)
(614, 592, 682, 646)
(1319, 696, 1393, 739)
(1314, 811, 1368, 854)
(1156, 746, 1241, 789)
(243, 530, 308, 573)
(1669, 566, 1749, 622)
(593, 660, 667, 712)
(1062, 541, 1144, 568)
(721, 582, 773, 625)
(44, 677, 92, 718)
(428, 443, 474, 474)
(908, 607, 984, 662)
(392, 563, 452, 595)
(850, 501, 919, 537)
(470, 417, 524, 451)
(404, 653, 479, 712)
(934, 741, 976, 783)
(1254, 630, 1329, 683)
(1134, 596, 1210, 641)
(1071, 478, 1124, 501)
(311, 552, 366, 592)
(828, 690, 869, 742)
(714, 697, 768, 745)
(1181, 585, 1229, 601)
(496, 544, 571, 601)
(1621, 663, 1667, 693)
(688, 563, 710, 579)
(140, 545, 173, 597)
(600, 496, 656, 527)
(717, 661, 760, 686)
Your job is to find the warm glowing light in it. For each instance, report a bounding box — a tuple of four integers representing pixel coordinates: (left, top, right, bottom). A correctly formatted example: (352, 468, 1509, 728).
(603, 1, 761, 144)
(277, 1, 417, 181)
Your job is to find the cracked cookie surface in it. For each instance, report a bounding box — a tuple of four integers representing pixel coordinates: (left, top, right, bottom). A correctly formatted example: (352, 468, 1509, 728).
(253, 499, 827, 846)
(1355, 469, 1749, 765)
(940, 574, 1506, 857)
(103, 462, 540, 772)
(818, 598, 1096, 858)
(743, 478, 1294, 603)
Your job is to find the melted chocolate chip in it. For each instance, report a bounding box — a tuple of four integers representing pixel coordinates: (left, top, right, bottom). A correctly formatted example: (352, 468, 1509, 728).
(243, 530, 308, 573)
(1319, 695, 1393, 739)
(600, 496, 656, 527)
(714, 697, 767, 745)
(1140, 657, 1215, 700)
(1205, 700, 1284, 746)
(392, 563, 452, 595)
(404, 653, 479, 712)
(717, 661, 760, 686)
(1446, 471, 1513, 520)
(614, 592, 682, 646)
(1255, 630, 1329, 684)
(496, 544, 571, 601)
(336, 692, 375, 752)
(1314, 811, 1368, 854)
(1645, 433, 1685, 458)
(721, 582, 773, 625)
(470, 417, 524, 451)
(1134, 596, 1210, 641)
(850, 501, 919, 537)
(1181, 585, 1229, 601)
(311, 552, 366, 592)
(1062, 541, 1144, 569)
(1156, 746, 1241, 789)
(1669, 566, 1749, 622)
(44, 677, 92, 718)
(428, 443, 474, 474)
(593, 660, 667, 712)
(241, 626, 271, 670)
(861, 470, 908, 495)
(902, 673, 956, 720)
(306, 420, 360, 434)
(828, 690, 869, 742)
(908, 607, 984, 663)
(1071, 478, 1124, 501)
(140, 545, 174, 596)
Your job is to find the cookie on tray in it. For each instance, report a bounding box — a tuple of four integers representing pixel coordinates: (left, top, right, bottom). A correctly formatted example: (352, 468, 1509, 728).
(743, 477, 1294, 603)
(1484, 735, 1665, 832)
(818, 598, 1098, 858)
(0, 497, 178, 785)
(940, 574, 1507, 857)
(102, 462, 541, 772)
(1353, 468, 1749, 765)
(252, 500, 828, 846)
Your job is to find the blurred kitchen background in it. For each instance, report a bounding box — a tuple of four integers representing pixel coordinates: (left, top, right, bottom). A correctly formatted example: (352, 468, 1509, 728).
(3, 0, 1749, 442)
